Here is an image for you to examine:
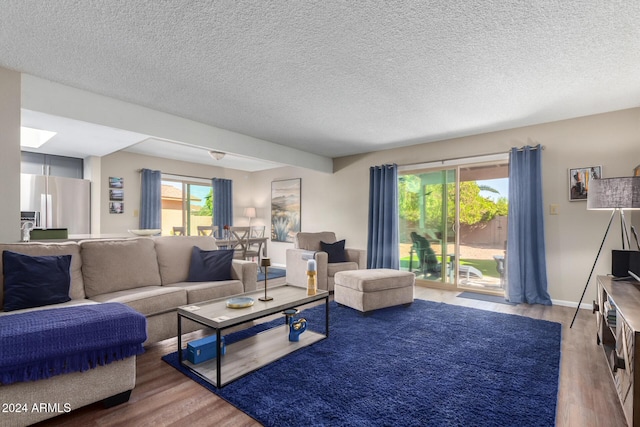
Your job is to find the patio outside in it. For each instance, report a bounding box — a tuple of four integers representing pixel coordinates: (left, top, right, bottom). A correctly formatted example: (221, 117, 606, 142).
(400, 241, 505, 291)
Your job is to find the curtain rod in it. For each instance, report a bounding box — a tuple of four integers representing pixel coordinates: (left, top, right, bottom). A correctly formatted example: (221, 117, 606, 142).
(483, 144, 545, 156)
(399, 145, 545, 170)
(136, 170, 213, 182)
(513, 144, 545, 152)
(436, 145, 545, 163)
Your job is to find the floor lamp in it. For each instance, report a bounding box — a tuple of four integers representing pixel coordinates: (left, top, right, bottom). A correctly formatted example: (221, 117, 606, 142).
(570, 177, 640, 328)
(244, 207, 256, 228)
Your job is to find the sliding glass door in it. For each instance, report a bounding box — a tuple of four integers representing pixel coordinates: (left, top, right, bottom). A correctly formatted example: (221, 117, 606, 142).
(399, 159, 509, 294)
(400, 168, 456, 284)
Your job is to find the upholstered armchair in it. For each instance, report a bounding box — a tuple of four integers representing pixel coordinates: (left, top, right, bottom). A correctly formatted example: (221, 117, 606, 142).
(286, 231, 366, 292)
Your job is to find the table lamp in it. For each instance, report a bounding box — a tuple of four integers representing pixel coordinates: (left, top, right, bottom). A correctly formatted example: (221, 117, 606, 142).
(259, 257, 273, 301)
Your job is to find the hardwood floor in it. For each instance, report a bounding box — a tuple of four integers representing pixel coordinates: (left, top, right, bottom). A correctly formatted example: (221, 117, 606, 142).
(34, 284, 627, 427)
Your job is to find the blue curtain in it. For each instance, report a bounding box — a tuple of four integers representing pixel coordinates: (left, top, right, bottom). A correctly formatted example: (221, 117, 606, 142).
(506, 145, 551, 305)
(367, 164, 399, 269)
(213, 178, 233, 235)
(140, 169, 161, 229)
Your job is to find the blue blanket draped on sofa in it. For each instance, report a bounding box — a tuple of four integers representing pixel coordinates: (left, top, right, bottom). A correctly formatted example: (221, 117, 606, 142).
(0, 303, 147, 385)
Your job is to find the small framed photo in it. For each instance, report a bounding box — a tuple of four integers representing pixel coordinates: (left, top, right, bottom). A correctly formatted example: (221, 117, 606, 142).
(109, 189, 124, 201)
(109, 202, 124, 214)
(109, 177, 124, 188)
(569, 166, 601, 201)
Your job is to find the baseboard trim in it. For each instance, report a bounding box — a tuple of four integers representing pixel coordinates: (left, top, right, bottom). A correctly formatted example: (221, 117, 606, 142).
(551, 298, 591, 309)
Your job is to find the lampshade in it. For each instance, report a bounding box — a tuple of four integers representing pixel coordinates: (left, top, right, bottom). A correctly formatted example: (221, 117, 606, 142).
(261, 257, 271, 267)
(587, 177, 640, 210)
(208, 150, 225, 160)
(244, 207, 257, 218)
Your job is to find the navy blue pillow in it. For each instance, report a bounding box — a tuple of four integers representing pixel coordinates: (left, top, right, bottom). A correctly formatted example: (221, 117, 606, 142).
(320, 240, 347, 263)
(187, 247, 234, 282)
(3, 250, 72, 312)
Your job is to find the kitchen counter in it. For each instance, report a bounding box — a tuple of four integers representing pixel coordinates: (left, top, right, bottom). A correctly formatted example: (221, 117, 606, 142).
(68, 233, 133, 240)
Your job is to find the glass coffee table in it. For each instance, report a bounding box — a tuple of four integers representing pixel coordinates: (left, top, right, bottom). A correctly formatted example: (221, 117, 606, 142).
(177, 284, 329, 388)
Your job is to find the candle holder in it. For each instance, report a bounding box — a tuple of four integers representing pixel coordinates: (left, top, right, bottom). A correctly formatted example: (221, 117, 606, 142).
(307, 258, 317, 296)
(259, 258, 273, 301)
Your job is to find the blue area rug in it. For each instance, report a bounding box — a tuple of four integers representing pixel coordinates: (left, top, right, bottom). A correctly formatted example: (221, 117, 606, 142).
(257, 267, 286, 282)
(163, 300, 561, 426)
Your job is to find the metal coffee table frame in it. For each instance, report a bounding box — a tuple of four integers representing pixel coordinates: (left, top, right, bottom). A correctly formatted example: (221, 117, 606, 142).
(177, 284, 329, 388)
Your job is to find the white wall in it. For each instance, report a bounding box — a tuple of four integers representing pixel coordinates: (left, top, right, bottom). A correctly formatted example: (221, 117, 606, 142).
(250, 108, 640, 305)
(0, 67, 21, 242)
(98, 151, 254, 233)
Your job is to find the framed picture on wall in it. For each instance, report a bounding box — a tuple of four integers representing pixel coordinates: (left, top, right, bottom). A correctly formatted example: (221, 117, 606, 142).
(109, 189, 124, 201)
(109, 177, 124, 188)
(271, 178, 301, 242)
(109, 202, 124, 214)
(569, 166, 601, 201)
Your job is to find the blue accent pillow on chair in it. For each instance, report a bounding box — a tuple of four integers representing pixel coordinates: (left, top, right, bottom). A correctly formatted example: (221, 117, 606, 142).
(3, 250, 72, 312)
(321, 240, 347, 263)
(188, 247, 234, 282)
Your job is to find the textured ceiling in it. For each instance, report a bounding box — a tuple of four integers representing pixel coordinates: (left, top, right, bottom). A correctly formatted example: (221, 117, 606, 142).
(2, 1, 640, 162)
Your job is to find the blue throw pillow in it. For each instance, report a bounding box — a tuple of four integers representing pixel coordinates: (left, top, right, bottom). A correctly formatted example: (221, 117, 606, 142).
(187, 247, 234, 282)
(320, 240, 347, 263)
(3, 250, 72, 312)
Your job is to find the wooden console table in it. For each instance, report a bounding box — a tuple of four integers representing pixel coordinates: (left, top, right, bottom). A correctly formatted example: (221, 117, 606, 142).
(595, 275, 640, 426)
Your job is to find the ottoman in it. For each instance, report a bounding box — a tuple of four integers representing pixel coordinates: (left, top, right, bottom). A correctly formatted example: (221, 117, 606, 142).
(334, 269, 415, 313)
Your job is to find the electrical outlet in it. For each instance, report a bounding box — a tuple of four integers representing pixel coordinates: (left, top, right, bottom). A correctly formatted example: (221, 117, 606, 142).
(549, 204, 559, 215)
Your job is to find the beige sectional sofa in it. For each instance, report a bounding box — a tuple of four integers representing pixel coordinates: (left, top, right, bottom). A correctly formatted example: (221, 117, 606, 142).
(79, 236, 257, 343)
(0, 235, 258, 426)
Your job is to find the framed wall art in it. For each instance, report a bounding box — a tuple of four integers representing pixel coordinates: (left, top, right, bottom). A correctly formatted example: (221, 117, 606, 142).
(271, 178, 301, 242)
(109, 177, 123, 188)
(108, 177, 124, 213)
(109, 189, 124, 201)
(109, 201, 124, 214)
(569, 166, 601, 201)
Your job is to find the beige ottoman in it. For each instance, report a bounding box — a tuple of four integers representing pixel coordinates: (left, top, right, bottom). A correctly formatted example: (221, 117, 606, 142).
(334, 268, 415, 313)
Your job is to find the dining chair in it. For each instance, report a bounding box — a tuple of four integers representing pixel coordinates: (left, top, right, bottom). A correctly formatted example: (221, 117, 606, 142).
(230, 226, 263, 267)
(250, 225, 265, 238)
(197, 225, 217, 237)
(248, 225, 266, 263)
(172, 226, 186, 236)
(229, 226, 250, 259)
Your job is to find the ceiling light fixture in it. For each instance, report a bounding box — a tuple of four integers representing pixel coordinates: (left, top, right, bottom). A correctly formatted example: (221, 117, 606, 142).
(209, 150, 225, 161)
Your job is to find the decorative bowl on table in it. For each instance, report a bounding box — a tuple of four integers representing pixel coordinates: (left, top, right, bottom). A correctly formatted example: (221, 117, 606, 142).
(128, 229, 161, 236)
(226, 297, 255, 309)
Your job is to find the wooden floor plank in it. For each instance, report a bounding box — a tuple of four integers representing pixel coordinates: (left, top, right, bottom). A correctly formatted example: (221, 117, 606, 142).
(33, 285, 627, 426)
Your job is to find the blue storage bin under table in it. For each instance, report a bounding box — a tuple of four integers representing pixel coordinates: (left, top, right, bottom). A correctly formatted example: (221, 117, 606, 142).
(187, 335, 226, 364)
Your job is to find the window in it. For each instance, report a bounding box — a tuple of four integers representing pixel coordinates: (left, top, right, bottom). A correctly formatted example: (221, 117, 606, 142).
(161, 176, 213, 236)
